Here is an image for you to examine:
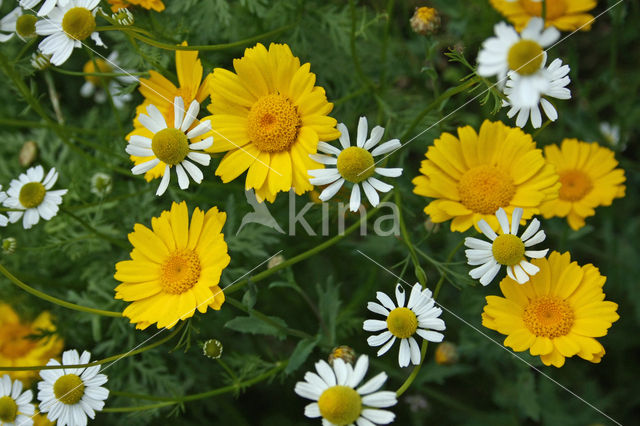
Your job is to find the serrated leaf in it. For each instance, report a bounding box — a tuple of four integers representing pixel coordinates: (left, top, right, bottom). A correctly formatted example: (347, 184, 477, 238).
(225, 314, 287, 340)
(284, 337, 319, 374)
(242, 282, 258, 309)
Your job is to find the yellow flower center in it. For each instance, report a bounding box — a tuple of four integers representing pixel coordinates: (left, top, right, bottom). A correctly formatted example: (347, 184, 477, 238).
(558, 169, 593, 202)
(317, 385, 362, 426)
(523, 296, 574, 339)
(492, 234, 525, 266)
(507, 40, 544, 75)
(16, 14, 37, 38)
(160, 249, 201, 294)
(336, 146, 375, 183)
(416, 6, 438, 23)
(53, 374, 85, 405)
(386, 307, 418, 339)
(247, 94, 301, 153)
(83, 58, 114, 86)
(0, 396, 18, 423)
(0, 323, 38, 359)
(521, 0, 567, 20)
(19, 181, 46, 208)
(151, 128, 189, 166)
(62, 7, 96, 41)
(458, 165, 516, 214)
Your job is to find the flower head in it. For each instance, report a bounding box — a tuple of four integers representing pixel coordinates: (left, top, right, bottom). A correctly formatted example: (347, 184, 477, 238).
(410, 6, 440, 35)
(20, 0, 66, 17)
(127, 96, 213, 196)
(1, 7, 38, 43)
(294, 355, 397, 426)
(206, 42, 341, 203)
(412, 120, 559, 232)
(364, 283, 445, 367)
(107, 0, 165, 12)
(37, 349, 109, 425)
(0, 374, 35, 426)
(482, 251, 619, 367)
(2, 166, 67, 229)
(489, 0, 597, 32)
(202, 339, 223, 359)
(34, 0, 105, 66)
(308, 117, 402, 211)
(90, 172, 112, 197)
(465, 207, 548, 285)
(114, 201, 230, 330)
(540, 139, 626, 230)
(80, 52, 136, 108)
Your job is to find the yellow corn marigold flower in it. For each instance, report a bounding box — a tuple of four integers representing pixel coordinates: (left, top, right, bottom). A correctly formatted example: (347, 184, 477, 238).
(482, 251, 619, 367)
(0, 303, 63, 384)
(114, 201, 230, 330)
(206, 43, 341, 203)
(410, 6, 440, 35)
(107, 0, 165, 12)
(412, 120, 559, 232)
(489, 0, 597, 32)
(128, 42, 211, 181)
(540, 139, 625, 230)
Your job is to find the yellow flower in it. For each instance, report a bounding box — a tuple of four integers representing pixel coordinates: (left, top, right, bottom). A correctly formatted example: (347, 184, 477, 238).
(107, 0, 165, 12)
(0, 303, 63, 385)
(412, 120, 559, 232)
(540, 139, 626, 230)
(489, 0, 597, 32)
(114, 202, 230, 330)
(410, 6, 440, 35)
(128, 43, 212, 181)
(206, 43, 341, 203)
(482, 251, 619, 367)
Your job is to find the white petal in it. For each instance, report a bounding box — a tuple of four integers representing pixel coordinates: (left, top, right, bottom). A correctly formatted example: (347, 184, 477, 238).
(363, 126, 385, 150)
(318, 178, 344, 201)
(294, 382, 322, 400)
(186, 121, 211, 139)
(304, 403, 321, 418)
(374, 167, 402, 177)
(524, 229, 546, 246)
(367, 330, 393, 347)
(349, 183, 361, 212)
(524, 248, 548, 258)
(513, 264, 529, 284)
(155, 165, 171, 196)
(315, 361, 336, 387)
(376, 335, 396, 357)
(175, 163, 189, 189)
(464, 237, 492, 250)
(394, 284, 406, 307)
(398, 338, 410, 367)
(367, 302, 389, 316)
(416, 329, 444, 342)
(496, 208, 510, 234)
(363, 319, 388, 332)
(309, 153, 338, 165)
(408, 337, 421, 365)
(181, 100, 200, 132)
(375, 291, 396, 311)
(361, 391, 397, 408)
(511, 208, 523, 235)
(520, 218, 540, 241)
(348, 355, 369, 388)
(181, 159, 203, 184)
(477, 220, 498, 240)
(187, 152, 211, 166)
(131, 158, 160, 175)
(519, 260, 539, 276)
(357, 372, 387, 395)
(356, 116, 368, 147)
(480, 263, 501, 286)
(367, 177, 393, 193)
(371, 139, 401, 156)
(173, 96, 185, 129)
(361, 180, 380, 207)
(337, 123, 351, 149)
(317, 141, 341, 155)
(333, 359, 348, 385)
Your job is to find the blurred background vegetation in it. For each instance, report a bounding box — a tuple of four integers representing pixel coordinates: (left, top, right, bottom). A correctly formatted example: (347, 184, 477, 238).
(0, 0, 638, 424)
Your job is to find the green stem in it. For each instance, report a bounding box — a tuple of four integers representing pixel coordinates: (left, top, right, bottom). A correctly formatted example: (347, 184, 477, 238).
(0, 264, 122, 318)
(532, 119, 552, 139)
(61, 207, 129, 249)
(51, 67, 149, 78)
(102, 401, 177, 412)
(226, 297, 313, 340)
(14, 37, 38, 62)
(94, 25, 154, 37)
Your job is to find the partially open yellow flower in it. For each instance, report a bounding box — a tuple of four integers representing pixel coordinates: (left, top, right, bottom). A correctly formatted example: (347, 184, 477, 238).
(107, 0, 165, 12)
(540, 139, 626, 230)
(489, 0, 597, 32)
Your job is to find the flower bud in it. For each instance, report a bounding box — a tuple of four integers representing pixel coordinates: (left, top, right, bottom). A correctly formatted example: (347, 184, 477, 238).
(203, 339, 223, 359)
(410, 6, 440, 36)
(328, 345, 356, 366)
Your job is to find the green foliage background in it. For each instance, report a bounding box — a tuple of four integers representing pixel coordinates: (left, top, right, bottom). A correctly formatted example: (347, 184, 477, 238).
(1, 0, 638, 424)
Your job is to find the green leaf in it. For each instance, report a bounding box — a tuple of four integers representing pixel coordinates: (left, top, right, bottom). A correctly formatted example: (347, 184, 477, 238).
(284, 337, 319, 375)
(316, 278, 341, 345)
(225, 314, 288, 340)
(242, 282, 258, 309)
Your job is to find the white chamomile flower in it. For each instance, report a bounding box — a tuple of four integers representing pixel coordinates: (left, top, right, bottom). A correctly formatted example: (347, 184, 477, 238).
(465, 207, 548, 285)
(127, 96, 213, 196)
(503, 57, 571, 128)
(80, 52, 137, 108)
(294, 355, 397, 426)
(0, 7, 26, 43)
(364, 283, 445, 368)
(37, 350, 109, 426)
(308, 117, 402, 212)
(476, 17, 559, 88)
(0, 374, 35, 426)
(2, 166, 67, 230)
(0, 186, 8, 227)
(35, 0, 104, 66)
(20, 0, 67, 17)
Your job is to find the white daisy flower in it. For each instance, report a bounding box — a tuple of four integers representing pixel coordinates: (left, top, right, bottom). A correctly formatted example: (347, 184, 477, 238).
(503, 58, 571, 128)
(35, 0, 104, 66)
(476, 17, 559, 88)
(0, 186, 8, 227)
(80, 52, 137, 108)
(127, 96, 213, 196)
(364, 283, 445, 368)
(294, 355, 397, 426)
(465, 207, 548, 285)
(2, 166, 67, 230)
(20, 0, 67, 17)
(308, 117, 403, 212)
(37, 349, 109, 426)
(0, 7, 23, 42)
(0, 374, 35, 426)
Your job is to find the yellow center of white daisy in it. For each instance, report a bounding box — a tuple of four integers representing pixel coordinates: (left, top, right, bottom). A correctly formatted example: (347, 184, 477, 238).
(523, 296, 574, 338)
(387, 307, 418, 339)
(19, 181, 46, 208)
(492, 234, 525, 266)
(458, 165, 516, 214)
(152, 128, 190, 166)
(16, 14, 37, 38)
(203, 339, 223, 359)
(247, 94, 301, 153)
(317, 385, 362, 426)
(521, 0, 567, 20)
(160, 249, 201, 294)
(507, 40, 544, 75)
(0, 396, 18, 423)
(0, 323, 37, 358)
(558, 169, 593, 202)
(83, 58, 113, 86)
(336, 146, 375, 183)
(62, 7, 96, 41)
(53, 374, 85, 405)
